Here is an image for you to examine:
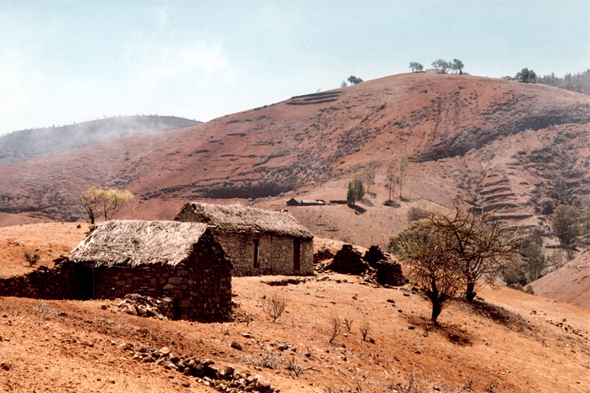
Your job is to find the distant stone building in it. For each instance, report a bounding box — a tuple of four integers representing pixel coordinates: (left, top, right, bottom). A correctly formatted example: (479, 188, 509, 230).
(0, 220, 232, 322)
(175, 202, 314, 276)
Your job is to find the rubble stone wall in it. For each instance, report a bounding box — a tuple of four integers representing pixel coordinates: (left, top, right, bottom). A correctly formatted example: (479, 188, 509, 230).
(213, 232, 314, 276)
(0, 262, 78, 299)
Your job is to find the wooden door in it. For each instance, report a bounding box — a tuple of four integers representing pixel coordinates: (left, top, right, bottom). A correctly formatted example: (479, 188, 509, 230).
(293, 239, 301, 271)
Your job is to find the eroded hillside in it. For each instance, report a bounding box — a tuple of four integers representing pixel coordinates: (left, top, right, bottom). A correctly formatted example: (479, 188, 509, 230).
(1, 73, 590, 247)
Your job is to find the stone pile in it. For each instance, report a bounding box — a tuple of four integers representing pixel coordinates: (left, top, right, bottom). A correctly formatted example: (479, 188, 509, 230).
(117, 294, 174, 320)
(122, 343, 279, 393)
(324, 244, 368, 275)
(313, 248, 335, 264)
(321, 244, 406, 287)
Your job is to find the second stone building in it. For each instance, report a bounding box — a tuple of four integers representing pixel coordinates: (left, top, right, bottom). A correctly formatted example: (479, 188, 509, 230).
(175, 202, 314, 276)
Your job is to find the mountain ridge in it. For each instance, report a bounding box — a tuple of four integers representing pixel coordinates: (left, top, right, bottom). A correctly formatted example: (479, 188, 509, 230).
(0, 115, 201, 166)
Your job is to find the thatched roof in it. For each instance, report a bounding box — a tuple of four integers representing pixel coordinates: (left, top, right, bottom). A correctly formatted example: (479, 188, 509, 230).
(69, 220, 210, 268)
(176, 202, 313, 239)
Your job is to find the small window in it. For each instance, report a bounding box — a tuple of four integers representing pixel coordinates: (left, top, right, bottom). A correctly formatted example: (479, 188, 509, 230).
(253, 239, 259, 269)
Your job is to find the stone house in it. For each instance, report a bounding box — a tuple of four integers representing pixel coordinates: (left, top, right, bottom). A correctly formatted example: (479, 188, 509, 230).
(175, 202, 314, 276)
(0, 220, 232, 322)
(68, 220, 232, 321)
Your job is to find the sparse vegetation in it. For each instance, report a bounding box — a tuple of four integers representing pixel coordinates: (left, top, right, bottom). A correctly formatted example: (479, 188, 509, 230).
(358, 166, 375, 194)
(537, 69, 590, 95)
(23, 249, 41, 266)
(428, 208, 524, 301)
(347, 75, 363, 85)
(389, 220, 463, 323)
(347, 176, 365, 206)
(385, 161, 398, 202)
(552, 204, 581, 259)
(79, 187, 133, 224)
(515, 68, 536, 83)
(409, 62, 423, 72)
(343, 317, 354, 333)
(397, 155, 409, 199)
(484, 378, 500, 392)
(261, 293, 289, 322)
(329, 315, 342, 343)
(359, 322, 371, 341)
(407, 207, 428, 223)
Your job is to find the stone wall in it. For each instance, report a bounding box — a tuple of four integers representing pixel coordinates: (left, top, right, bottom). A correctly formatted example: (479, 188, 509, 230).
(0, 232, 233, 322)
(213, 232, 314, 276)
(0, 262, 78, 299)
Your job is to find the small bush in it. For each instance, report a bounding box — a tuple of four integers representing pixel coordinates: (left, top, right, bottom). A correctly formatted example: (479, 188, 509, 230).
(23, 250, 41, 266)
(329, 315, 342, 344)
(343, 317, 354, 333)
(484, 378, 500, 392)
(407, 207, 428, 223)
(359, 322, 371, 341)
(286, 356, 309, 377)
(261, 293, 289, 322)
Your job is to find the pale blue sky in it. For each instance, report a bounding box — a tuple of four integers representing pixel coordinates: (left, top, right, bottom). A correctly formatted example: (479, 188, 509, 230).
(1, 0, 589, 135)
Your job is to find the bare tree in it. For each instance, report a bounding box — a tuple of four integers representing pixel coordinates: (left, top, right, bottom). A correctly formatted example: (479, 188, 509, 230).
(385, 161, 397, 201)
(397, 155, 409, 199)
(388, 220, 462, 323)
(359, 166, 375, 194)
(428, 208, 524, 301)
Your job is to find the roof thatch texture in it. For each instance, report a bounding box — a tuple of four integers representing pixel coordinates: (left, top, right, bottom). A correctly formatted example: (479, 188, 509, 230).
(69, 220, 209, 268)
(176, 202, 313, 239)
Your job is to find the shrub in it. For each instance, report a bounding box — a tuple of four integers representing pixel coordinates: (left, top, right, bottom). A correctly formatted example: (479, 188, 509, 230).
(407, 207, 428, 223)
(329, 315, 342, 344)
(23, 250, 41, 266)
(359, 322, 371, 341)
(343, 317, 354, 333)
(261, 293, 289, 322)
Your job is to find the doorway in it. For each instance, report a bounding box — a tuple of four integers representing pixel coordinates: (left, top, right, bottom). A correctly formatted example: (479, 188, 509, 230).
(78, 267, 95, 300)
(293, 239, 301, 271)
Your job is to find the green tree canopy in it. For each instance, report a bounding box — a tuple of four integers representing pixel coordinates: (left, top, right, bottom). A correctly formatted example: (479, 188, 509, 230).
(552, 204, 581, 259)
(409, 62, 423, 72)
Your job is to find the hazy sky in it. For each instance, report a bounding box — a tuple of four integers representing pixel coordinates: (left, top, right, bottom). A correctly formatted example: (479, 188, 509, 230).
(1, 0, 589, 135)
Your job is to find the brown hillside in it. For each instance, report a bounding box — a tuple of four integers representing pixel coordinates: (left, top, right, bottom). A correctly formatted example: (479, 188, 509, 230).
(2, 73, 590, 243)
(0, 223, 589, 392)
(531, 251, 590, 310)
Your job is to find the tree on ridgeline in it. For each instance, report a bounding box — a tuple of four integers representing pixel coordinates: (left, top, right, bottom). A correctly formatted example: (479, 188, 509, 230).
(516, 68, 537, 83)
(347, 75, 364, 85)
(409, 62, 424, 72)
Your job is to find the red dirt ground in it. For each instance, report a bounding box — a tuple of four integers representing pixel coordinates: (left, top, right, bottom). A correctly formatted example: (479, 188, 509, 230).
(0, 223, 589, 393)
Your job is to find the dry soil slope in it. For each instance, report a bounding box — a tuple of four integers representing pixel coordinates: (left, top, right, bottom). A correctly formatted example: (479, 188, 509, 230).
(0, 223, 590, 393)
(2, 73, 590, 239)
(531, 252, 590, 310)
